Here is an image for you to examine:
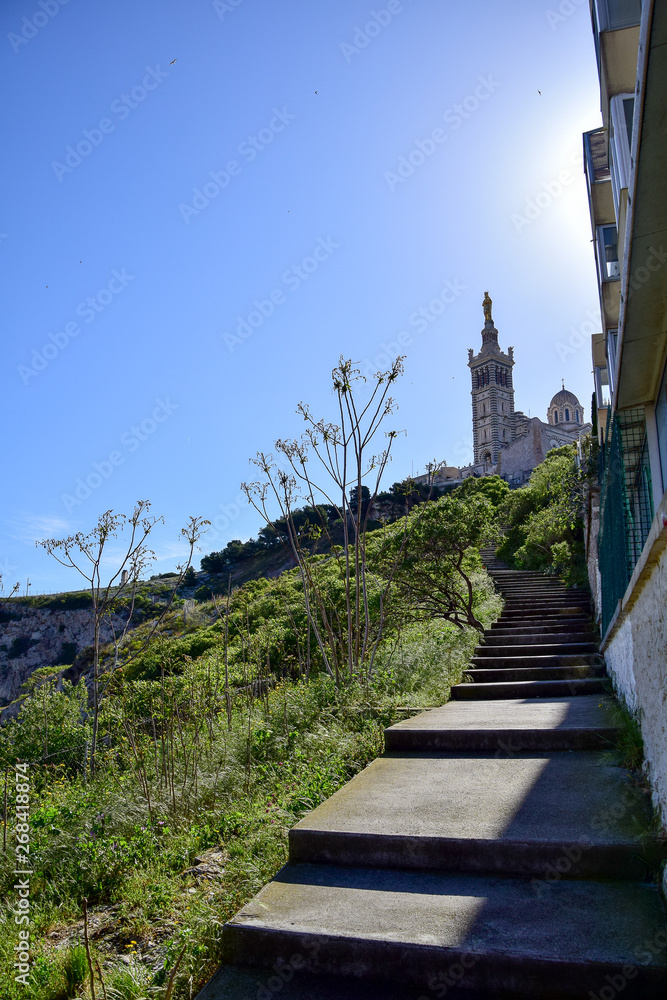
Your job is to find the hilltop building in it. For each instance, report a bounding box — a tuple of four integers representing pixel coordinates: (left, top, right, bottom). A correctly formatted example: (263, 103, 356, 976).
(414, 294, 591, 490)
(466, 293, 591, 483)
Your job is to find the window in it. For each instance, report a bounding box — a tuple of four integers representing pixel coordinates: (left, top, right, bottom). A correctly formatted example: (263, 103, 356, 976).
(594, 0, 642, 31)
(565, 408, 570, 422)
(576, 411, 581, 424)
(595, 365, 611, 408)
(596, 225, 620, 282)
(656, 358, 667, 494)
(554, 411, 559, 424)
(606, 328, 619, 393)
(609, 95, 635, 216)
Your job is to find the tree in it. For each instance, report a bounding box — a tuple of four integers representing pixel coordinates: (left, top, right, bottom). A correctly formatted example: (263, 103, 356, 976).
(452, 473, 510, 508)
(381, 493, 496, 630)
(39, 503, 209, 770)
(349, 484, 371, 518)
(243, 356, 408, 683)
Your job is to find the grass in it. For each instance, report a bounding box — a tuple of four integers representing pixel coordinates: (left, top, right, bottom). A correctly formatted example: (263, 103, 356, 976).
(610, 702, 645, 773)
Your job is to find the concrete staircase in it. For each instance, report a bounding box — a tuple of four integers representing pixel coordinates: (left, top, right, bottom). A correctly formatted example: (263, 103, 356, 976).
(198, 550, 667, 999)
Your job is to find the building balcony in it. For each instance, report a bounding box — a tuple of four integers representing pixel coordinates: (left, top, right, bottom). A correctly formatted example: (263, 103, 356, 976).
(614, 0, 667, 426)
(584, 129, 615, 228)
(591, 0, 641, 117)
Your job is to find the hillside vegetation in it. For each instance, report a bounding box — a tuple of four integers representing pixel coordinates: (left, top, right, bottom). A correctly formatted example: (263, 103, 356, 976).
(0, 483, 505, 1000)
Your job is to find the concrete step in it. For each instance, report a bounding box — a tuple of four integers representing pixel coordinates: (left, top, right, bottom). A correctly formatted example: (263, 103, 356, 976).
(484, 622, 596, 646)
(477, 632, 598, 647)
(288, 751, 660, 879)
(489, 622, 594, 634)
(493, 583, 563, 588)
(500, 606, 592, 616)
(451, 678, 608, 700)
(470, 653, 604, 669)
(490, 566, 583, 590)
(498, 603, 590, 612)
(493, 584, 589, 593)
(384, 696, 621, 752)
(496, 583, 589, 590)
(464, 664, 606, 683)
(197, 965, 501, 1000)
(500, 605, 590, 623)
(474, 642, 599, 657)
(501, 601, 591, 612)
(492, 621, 593, 632)
(221, 864, 667, 998)
(496, 592, 589, 599)
(499, 594, 589, 603)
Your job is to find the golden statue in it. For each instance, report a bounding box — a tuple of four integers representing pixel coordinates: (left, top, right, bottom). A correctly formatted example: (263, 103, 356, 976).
(483, 291, 493, 323)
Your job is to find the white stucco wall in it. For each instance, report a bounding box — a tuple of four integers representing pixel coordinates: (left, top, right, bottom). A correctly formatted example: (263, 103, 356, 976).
(605, 544, 667, 823)
(604, 617, 638, 712)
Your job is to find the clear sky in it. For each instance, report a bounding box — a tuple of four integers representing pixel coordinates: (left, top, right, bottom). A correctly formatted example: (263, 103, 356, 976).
(1, 0, 603, 594)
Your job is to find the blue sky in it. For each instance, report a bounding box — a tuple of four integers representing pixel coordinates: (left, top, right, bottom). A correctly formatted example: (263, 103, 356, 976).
(1, 0, 602, 594)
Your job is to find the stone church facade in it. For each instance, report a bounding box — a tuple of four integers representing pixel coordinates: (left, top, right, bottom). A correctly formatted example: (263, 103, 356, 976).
(467, 293, 591, 484)
(415, 294, 591, 490)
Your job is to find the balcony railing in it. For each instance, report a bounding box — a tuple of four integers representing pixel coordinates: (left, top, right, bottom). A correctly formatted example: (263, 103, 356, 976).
(584, 128, 611, 186)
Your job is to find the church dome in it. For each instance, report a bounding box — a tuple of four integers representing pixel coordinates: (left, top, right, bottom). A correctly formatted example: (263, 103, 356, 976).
(549, 388, 580, 409)
(547, 386, 584, 428)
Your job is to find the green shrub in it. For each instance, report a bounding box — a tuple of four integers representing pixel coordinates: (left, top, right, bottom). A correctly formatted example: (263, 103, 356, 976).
(23, 592, 93, 611)
(0, 679, 90, 764)
(8, 635, 36, 659)
(56, 641, 78, 666)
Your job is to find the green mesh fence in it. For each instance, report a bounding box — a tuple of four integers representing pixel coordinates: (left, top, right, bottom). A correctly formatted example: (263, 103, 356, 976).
(598, 408, 654, 634)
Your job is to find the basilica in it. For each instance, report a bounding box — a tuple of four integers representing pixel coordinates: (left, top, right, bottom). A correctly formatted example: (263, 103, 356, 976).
(468, 292, 591, 484)
(418, 293, 591, 489)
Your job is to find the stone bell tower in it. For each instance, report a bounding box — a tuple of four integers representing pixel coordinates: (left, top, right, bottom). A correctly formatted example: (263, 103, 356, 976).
(468, 292, 516, 469)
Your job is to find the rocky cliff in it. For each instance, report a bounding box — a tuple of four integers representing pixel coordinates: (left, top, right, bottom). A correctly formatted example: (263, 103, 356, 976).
(0, 604, 122, 707)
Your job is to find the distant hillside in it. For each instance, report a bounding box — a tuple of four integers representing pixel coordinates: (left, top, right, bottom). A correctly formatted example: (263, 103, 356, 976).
(0, 476, 511, 714)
